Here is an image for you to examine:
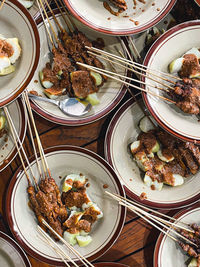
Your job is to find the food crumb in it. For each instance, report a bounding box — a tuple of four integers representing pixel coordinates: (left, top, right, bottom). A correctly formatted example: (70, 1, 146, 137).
(103, 184, 109, 189)
(29, 90, 38, 96)
(59, 176, 62, 179)
(130, 178, 133, 181)
(151, 185, 156, 190)
(164, 20, 168, 24)
(152, 2, 155, 6)
(1, 155, 3, 158)
(80, 173, 83, 176)
(86, 183, 90, 188)
(34, 80, 38, 83)
(107, 17, 111, 20)
(5, 144, 8, 147)
(157, 8, 160, 11)
(4, 137, 8, 142)
(4, 159, 8, 164)
(140, 192, 147, 200)
(123, 15, 129, 18)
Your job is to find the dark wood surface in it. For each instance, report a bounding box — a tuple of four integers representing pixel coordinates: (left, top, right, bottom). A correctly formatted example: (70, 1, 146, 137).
(0, 1, 200, 266)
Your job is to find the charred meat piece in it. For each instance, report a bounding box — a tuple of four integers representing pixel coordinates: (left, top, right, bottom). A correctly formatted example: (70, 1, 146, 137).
(179, 242, 198, 258)
(138, 131, 157, 154)
(156, 130, 176, 150)
(179, 54, 200, 78)
(184, 142, 200, 166)
(52, 48, 74, 73)
(71, 70, 98, 98)
(178, 146, 199, 174)
(62, 188, 90, 209)
(171, 78, 200, 115)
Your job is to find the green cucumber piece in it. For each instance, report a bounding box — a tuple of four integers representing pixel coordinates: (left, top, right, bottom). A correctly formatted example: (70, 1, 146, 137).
(85, 93, 100, 106)
(90, 71, 103, 86)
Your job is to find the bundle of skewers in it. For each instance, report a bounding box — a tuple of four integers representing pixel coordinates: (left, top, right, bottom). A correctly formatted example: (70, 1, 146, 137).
(74, 39, 200, 117)
(36, 0, 106, 105)
(106, 191, 200, 267)
(4, 90, 95, 267)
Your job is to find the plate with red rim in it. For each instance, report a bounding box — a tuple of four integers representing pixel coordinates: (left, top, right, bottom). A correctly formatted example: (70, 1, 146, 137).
(142, 20, 200, 144)
(6, 145, 126, 265)
(154, 203, 200, 267)
(94, 263, 129, 267)
(28, 11, 127, 126)
(104, 96, 200, 209)
(194, 0, 200, 7)
(0, 0, 40, 107)
(0, 231, 31, 267)
(0, 99, 26, 172)
(64, 0, 176, 36)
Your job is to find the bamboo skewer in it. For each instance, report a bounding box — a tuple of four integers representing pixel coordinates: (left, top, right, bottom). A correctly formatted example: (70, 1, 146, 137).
(44, 0, 63, 33)
(88, 51, 169, 92)
(23, 91, 51, 179)
(0, 0, 5, 10)
(87, 46, 175, 91)
(105, 192, 197, 247)
(126, 36, 142, 63)
(22, 96, 44, 180)
(77, 62, 175, 104)
(86, 45, 180, 83)
(37, 0, 59, 43)
(42, 219, 95, 267)
(37, 227, 71, 267)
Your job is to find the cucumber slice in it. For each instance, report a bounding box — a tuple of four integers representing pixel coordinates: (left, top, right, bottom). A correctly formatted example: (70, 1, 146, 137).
(43, 91, 59, 100)
(85, 93, 100, 106)
(157, 150, 174, 162)
(184, 47, 200, 59)
(144, 174, 163, 191)
(168, 57, 184, 73)
(151, 141, 160, 153)
(76, 235, 92, 247)
(130, 140, 141, 154)
(18, 0, 34, 8)
(63, 231, 79, 246)
(0, 116, 6, 130)
(0, 65, 15, 76)
(90, 71, 103, 86)
(62, 180, 72, 193)
(82, 201, 93, 210)
(188, 257, 197, 267)
(139, 116, 154, 133)
(39, 71, 53, 89)
(80, 230, 89, 236)
(135, 152, 152, 172)
(164, 174, 184, 187)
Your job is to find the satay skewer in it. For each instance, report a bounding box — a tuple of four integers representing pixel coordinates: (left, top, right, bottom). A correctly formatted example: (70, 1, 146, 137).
(42, 219, 95, 267)
(105, 191, 197, 248)
(86, 45, 181, 82)
(87, 50, 169, 92)
(77, 62, 175, 104)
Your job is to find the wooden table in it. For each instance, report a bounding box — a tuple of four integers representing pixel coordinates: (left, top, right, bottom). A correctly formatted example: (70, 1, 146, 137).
(0, 1, 199, 266)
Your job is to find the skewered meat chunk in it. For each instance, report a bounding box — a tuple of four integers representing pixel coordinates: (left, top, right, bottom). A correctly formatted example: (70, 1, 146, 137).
(178, 146, 199, 174)
(171, 78, 200, 115)
(156, 131, 176, 150)
(71, 71, 98, 98)
(179, 242, 198, 258)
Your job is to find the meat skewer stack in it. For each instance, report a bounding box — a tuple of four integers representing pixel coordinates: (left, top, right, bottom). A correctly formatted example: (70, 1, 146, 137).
(38, 0, 106, 104)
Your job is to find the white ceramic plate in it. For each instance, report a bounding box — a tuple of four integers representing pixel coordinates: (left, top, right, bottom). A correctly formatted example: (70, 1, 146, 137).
(104, 96, 200, 209)
(143, 20, 200, 144)
(154, 204, 200, 267)
(6, 146, 126, 265)
(0, 99, 26, 172)
(28, 12, 126, 126)
(0, 0, 40, 107)
(0, 231, 30, 267)
(64, 0, 176, 35)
